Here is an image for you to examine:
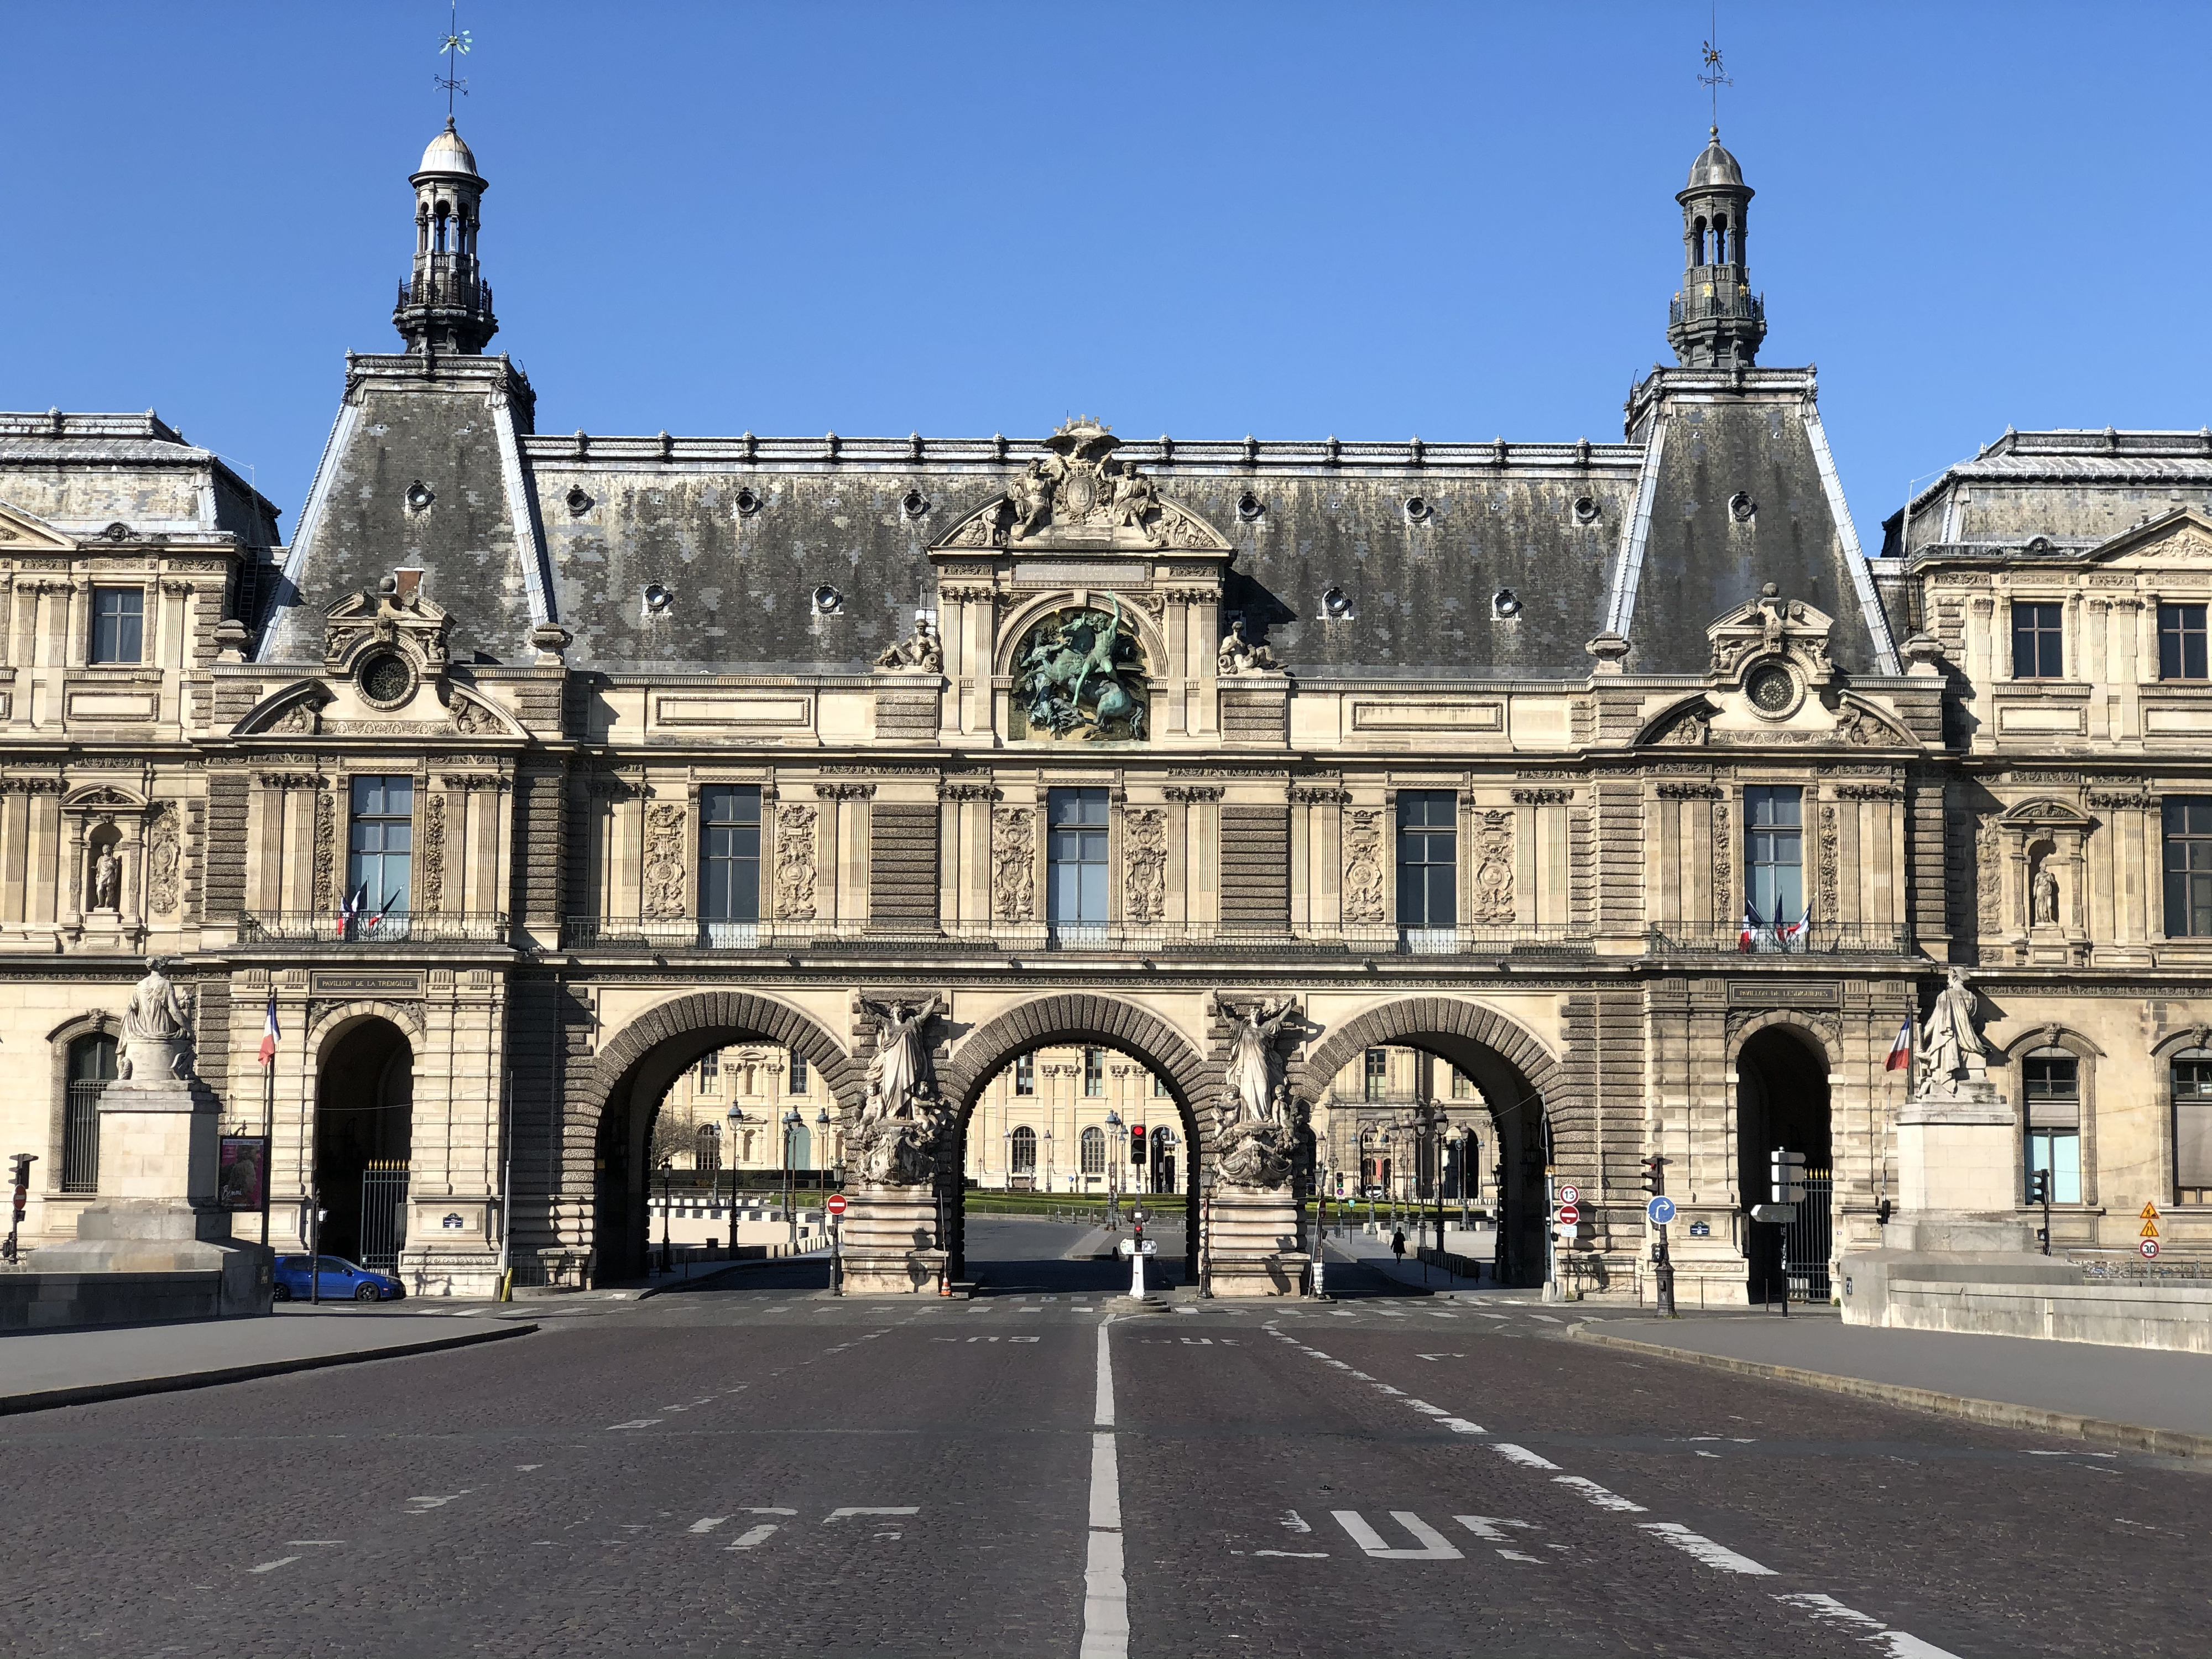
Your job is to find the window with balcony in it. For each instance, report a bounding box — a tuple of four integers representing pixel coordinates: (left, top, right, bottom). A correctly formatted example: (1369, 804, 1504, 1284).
(1364, 1048, 1389, 1101)
(1047, 788, 1110, 937)
(1083, 1046, 1105, 1097)
(1014, 1053, 1035, 1095)
(2159, 603, 2209, 680)
(1395, 791, 1457, 939)
(346, 776, 414, 915)
(2175, 1056, 2212, 1204)
(2163, 797, 2212, 938)
(89, 587, 143, 665)
(2011, 601, 2064, 680)
(1745, 785, 1804, 930)
(1081, 1126, 1105, 1176)
(2023, 1051, 2081, 1205)
(700, 786, 761, 941)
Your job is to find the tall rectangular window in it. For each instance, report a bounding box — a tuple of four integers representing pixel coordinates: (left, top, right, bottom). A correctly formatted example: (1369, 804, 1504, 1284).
(699, 786, 762, 924)
(696, 1051, 719, 1093)
(1153, 1071, 1170, 1098)
(89, 587, 143, 665)
(2163, 797, 2212, 938)
(1364, 1048, 1389, 1102)
(787, 1051, 809, 1095)
(1014, 1053, 1035, 1096)
(2023, 1052, 2082, 1205)
(1395, 791, 1457, 930)
(1083, 1046, 1105, 1097)
(346, 776, 414, 913)
(2176, 1058, 2212, 1203)
(1744, 785, 1804, 927)
(2159, 603, 2209, 681)
(2011, 602, 2064, 680)
(1047, 787, 1110, 930)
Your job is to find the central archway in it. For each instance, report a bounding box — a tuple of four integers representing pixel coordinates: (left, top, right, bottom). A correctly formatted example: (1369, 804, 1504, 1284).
(1295, 997, 1561, 1287)
(569, 992, 863, 1284)
(939, 994, 1214, 1285)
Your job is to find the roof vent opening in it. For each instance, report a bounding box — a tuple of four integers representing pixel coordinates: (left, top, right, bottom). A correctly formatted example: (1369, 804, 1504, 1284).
(642, 583, 675, 617)
(2026, 535, 2053, 555)
(1728, 491, 1757, 523)
(1493, 587, 1523, 620)
(812, 584, 845, 616)
(734, 486, 763, 518)
(1572, 495, 1599, 525)
(564, 484, 594, 516)
(1403, 495, 1432, 524)
(1320, 586, 1356, 621)
(1236, 489, 1264, 522)
(901, 488, 931, 520)
(405, 481, 436, 512)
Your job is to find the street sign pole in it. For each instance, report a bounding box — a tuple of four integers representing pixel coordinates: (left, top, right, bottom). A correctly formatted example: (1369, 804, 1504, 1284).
(827, 1191, 847, 1296)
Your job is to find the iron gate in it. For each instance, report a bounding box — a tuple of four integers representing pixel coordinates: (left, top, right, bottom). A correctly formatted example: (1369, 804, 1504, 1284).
(360, 1160, 410, 1274)
(1782, 1172, 1833, 1302)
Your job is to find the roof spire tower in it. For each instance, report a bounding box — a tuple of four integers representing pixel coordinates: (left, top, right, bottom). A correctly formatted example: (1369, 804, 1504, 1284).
(394, 12, 494, 356)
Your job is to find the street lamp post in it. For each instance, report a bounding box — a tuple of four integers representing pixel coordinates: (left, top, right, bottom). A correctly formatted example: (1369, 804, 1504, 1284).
(726, 1104, 752, 1256)
(658, 1157, 674, 1275)
(781, 1108, 801, 1251)
(1198, 1161, 1215, 1298)
(1044, 1128, 1055, 1197)
(1104, 1110, 1121, 1229)
(815, 1108, 831, 1210)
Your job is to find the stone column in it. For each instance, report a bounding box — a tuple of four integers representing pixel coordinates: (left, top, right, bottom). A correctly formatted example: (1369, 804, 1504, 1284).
(119, 812, 144, 932)
(60, 811, 86, 931)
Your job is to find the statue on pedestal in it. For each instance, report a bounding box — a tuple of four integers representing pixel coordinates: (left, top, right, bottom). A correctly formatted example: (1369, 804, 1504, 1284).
(1215, 617, 1281, 676)
(2031, 863, 2059, 927)
(1915, 966, 1990, 1100)
(850, 994, 945, 1186)
(118, 958, 194, 1082)
(1214, 994, 1303, 1188)
(92, 845, 120, 911)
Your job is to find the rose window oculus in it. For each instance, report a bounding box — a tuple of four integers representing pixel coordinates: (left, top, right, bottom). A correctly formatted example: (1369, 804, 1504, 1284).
(1747, 665, 1794, 713)
(360, 654, 413, 704)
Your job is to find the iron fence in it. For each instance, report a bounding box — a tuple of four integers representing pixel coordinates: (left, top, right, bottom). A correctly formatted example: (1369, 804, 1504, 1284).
(1647, 922, 1913, 956)
(61, 1080, 102, 1194)
(563, 916, 1593, 957)
(239, 911, 510, 945)
(1782, 1172, 1834, 1302)
(359, 1160, 410, 1274)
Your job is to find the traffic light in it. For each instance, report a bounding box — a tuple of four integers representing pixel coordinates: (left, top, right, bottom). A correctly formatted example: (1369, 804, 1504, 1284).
(1130, 1125, 1146, 1166)
(2027, 1168, 2052, 1206)
(9, 1152, 34, 1222)
(1769, 1148, 1807, 1205)
(1640, 1155, 1668, 1198)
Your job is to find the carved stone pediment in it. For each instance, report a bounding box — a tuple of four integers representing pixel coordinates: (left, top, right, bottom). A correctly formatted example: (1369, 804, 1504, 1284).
(1705, 583, 1836, 688)
(1830, 696, 1917, 748)
(2079, 505, 2212, 568)
(234, 683, 333, 737)
(324, 576, 453, 678)
(1996, 795, 2094, 831)
(933, 418, 1232, 554)
(0, 501, 77, 552)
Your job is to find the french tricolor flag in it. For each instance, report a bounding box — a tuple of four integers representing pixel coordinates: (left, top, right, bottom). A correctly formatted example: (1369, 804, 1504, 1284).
(1738, 898, 1762, 953)
(1780, 902, 1811, 948)
(259, 993, 281, 1068)
(1885, 1017, 1912, 1072)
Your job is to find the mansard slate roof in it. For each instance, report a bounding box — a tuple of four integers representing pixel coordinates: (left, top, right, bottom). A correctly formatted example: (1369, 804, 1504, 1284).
(1885, 427, 2212, 558)
(0, 410, 282, 545)
(253, 373, 1897, 679)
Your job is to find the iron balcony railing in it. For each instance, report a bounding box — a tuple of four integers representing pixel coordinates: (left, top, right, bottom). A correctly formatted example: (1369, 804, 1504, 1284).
(238, 911, 511, 946)
(1645, 921, 1914, 956)
(396, 273, 493, 313)
(562, 916, 1594, 957)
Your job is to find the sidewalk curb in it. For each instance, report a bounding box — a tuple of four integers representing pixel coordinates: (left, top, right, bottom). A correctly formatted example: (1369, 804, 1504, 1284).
(0, 1321, 538, 1417)
(1566, 1324, 2212, 1460)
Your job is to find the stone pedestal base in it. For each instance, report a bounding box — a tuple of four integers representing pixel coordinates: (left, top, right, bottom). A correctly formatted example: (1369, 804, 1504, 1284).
(1205, 1186, 1309, 1297)
(840, 1185, 945, 1295)
(1893, 1079, 2034, 1254)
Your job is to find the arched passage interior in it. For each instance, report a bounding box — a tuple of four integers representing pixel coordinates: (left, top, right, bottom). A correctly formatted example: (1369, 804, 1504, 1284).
(1735, 1024, 1833, 1302)
(314, 1017, 414, 1267)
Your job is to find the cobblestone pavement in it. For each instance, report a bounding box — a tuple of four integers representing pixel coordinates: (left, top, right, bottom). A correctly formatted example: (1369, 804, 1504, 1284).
(1, 1222, 2200, 1657)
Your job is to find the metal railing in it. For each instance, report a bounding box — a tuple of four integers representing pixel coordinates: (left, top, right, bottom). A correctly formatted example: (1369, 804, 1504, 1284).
(1645, 921, 1913, 956)
(396, 274, 493, 312)
(238, 911, 511, 946)
(562, 916, 1595, 957)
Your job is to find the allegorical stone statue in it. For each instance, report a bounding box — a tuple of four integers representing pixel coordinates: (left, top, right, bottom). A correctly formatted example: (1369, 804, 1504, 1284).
(873, 613, 943, 674)
(118, 958, 195, 1082)
(851, 994, 945, 1185)
(1215, 617, 1282, 676)
(2031, 863, 2059, 927)
(1223, 995, 1297, 1122)
(1214, 995, 1303, 1189)
(92, 846, 119, 910)
(1916, 966, 1989, 1099)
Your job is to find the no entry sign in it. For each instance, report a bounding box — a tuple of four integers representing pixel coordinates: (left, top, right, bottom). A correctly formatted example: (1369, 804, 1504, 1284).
(1555, 1203, 1582, 1227)
(826, 1193, 848, 1217)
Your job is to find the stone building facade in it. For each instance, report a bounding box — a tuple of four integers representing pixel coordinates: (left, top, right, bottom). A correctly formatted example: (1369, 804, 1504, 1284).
(6, 119, 2208, 1298)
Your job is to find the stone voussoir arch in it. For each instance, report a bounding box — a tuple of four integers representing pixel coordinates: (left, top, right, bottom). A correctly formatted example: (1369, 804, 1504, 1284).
(303, 999, 427, 1061)
(565, 990, 865, 1147)
(1725, 1008, 1845, 1069)
(937, 993, 1217, 1135)
(1292, 994, 1562, 1108)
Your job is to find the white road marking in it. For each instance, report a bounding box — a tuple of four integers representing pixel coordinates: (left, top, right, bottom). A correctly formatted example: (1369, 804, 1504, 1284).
(1492, 1443, 1561, 1471)
(1405, 1400, 1449, 1415)
(1528, 1314, 1564, 1324)
(247, 1557, 300, 1574)
(1414, 1353, 1464, 1361)
(688, 1516, 731, 1533)
(1438, 1417, 1486, 1435)
(1280, 1510, 1312, 1533)
(1773, 1592, 1966, 1658)
(1639, 1522, 1774, 1574)
(1253, 1549, 1330, 1558)
(285, 1540, 344, 1546)
(606, 1419, 663, 1431)
(1081, 1315, 1128, 1659)
(1331, 1510, 1464, 1560)
(726, 1524, 779, 1550)
(1552, 1475, 1647, 1513)
(517, 1464, 543, 1471)
(824, 1507, 919, 1524)
(1454, 1516, 1536, 1543)
(404, 1491, 471, 1512)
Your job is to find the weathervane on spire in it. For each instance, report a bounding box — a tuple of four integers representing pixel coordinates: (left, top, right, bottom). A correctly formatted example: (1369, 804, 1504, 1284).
(1698, 6, 1731, 134)
(436, 2, 472, 118)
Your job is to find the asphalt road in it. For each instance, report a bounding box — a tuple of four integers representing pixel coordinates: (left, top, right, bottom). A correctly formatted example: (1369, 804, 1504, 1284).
(2, 1218, 2201, 1657)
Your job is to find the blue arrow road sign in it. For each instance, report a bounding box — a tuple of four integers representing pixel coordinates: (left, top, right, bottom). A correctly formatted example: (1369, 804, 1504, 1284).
(1646, 1195, 1678, 1226)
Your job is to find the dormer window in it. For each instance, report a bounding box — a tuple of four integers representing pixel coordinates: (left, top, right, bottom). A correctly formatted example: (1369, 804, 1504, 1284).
(2159, 603, 2209, 680)
(89, 587, 143, 664)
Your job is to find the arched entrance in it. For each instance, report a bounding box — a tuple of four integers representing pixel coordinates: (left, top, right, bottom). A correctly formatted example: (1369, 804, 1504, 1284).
(940, 996, 1214, 1286)
(573, 993, 862, 1284)
(1295, 997, 1561, 1288)
(1735, 1022, 1833, 1303)
(314, 1017, 414, 1268)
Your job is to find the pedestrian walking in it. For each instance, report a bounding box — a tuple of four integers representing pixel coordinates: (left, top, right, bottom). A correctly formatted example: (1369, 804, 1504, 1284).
(1391, 1227, 1406, 1261)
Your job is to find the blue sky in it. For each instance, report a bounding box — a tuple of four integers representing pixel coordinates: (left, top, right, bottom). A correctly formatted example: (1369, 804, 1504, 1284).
(6, 3, 2208, 542)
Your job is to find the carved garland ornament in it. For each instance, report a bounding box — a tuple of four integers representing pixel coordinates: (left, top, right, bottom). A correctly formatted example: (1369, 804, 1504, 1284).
(144, 804, 181, 916)
(775, 804, 818, 921)
(312, 790, 337, 911)
(421, 794, 446, 911)
(1124, 808, 1167, 924)
(1472, 810, 1514, 924)
(1343, 809, 1386, 925)
(643, 802, 687, 919)
(992, 807, 1035, 922)
(1976, 815, 2002, 935)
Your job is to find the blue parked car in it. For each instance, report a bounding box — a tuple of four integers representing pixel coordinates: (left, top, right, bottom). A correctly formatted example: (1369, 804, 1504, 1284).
(272, 1255, 405, 1303)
